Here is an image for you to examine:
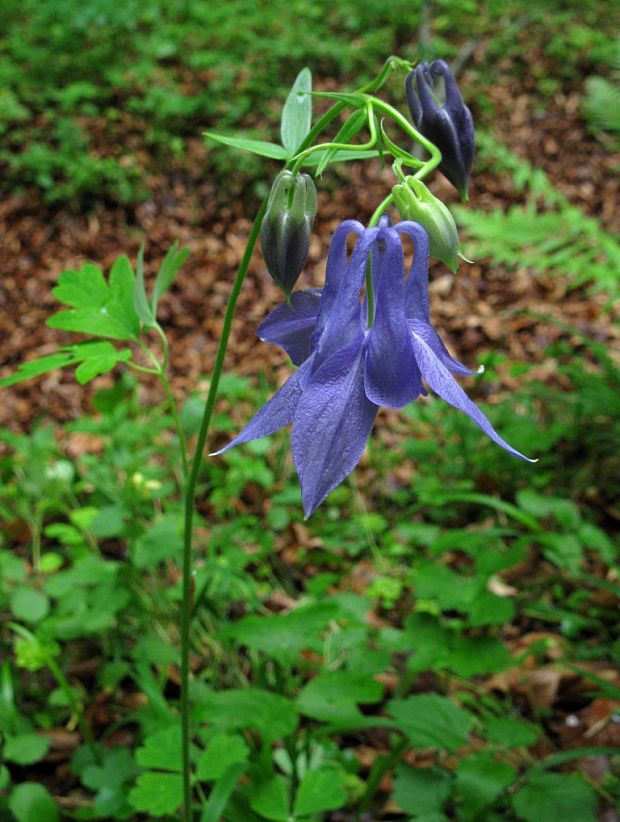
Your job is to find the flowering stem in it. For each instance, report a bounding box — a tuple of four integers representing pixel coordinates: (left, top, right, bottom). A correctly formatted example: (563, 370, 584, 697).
(287, 57, 400, 174)
(363, 96, 442, 180)
(369, 194, 394, 227)
(360, 55, 410, 94)
(290, 103, 377, 175)
(178, 198, 267, 821)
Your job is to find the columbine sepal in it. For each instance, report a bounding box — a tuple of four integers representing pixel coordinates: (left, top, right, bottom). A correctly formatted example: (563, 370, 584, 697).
(260, 169, 317, 298)
(392, 177, 461, 272)
(406, 60, 475, 201)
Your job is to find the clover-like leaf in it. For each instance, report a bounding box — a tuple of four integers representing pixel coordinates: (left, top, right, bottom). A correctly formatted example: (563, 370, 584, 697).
(8, 782, 59, 822)
(387, 693, 472, 751)
(293, 768, 348, 817)
(135, 725, 182, 772)
(195, 688, 298, 744)
(128, 772, 183, 817)
(48, 257, 140, 341)
(297, 670, 383, 722)
(393, 765, 452, 817)
(456, 753, 516, 821)
(196, 733, 250, 781)
(3, 733, 50, 765)
(512, 771, 598, 822)
(0, 342, 131, 388)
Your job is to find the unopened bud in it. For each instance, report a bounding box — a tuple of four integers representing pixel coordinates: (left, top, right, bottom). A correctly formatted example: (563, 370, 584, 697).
(392, 177, 460, 272)
(260, 170, 317, 298)
(406, 60, 475, 201)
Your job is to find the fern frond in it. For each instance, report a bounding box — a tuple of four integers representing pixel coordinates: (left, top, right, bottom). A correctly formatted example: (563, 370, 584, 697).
(457, 132, 620, 302)
(584, 75, 620, 137)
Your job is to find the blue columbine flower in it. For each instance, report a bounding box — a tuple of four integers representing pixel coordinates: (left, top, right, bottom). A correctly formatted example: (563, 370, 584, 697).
(213, 219, 534, 517)
(406, 60, 475, 200)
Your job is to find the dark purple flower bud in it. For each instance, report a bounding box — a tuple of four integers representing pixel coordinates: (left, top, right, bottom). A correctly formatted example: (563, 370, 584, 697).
(406, 60, 475, 200)
(260, 169, 317, 298)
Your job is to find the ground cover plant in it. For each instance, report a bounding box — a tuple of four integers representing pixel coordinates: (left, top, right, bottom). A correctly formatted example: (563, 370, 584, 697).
(1, 3, 620, 821)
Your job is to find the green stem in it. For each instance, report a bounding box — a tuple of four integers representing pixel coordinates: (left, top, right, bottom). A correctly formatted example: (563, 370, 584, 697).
(356, 736, 408, 818)
(286, 55, 400, 173)
(179, 198, 268, 821)
(134, 331, 189, 480)
(369, 193, 394, 227)
(8, 622, 101, 764)
(153, 326, 189, 480)
(364, 96, 442, 180)
(291, 103, 376, 174)
(160, 371, 189, 480)
(31, 510, 42, 574)
(126, 360, 160, 375)
(360, 55, 409, 94)
(47, 656, 101, 764)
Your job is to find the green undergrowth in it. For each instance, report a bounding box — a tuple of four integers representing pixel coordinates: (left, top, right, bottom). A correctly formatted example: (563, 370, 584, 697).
(1, 338, 618, 820)
(1, 0, 617, 206)
(454, 132, 620, 302)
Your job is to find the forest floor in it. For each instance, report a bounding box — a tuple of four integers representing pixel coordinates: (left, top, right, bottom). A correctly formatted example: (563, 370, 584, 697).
(1, 54, 619, 431)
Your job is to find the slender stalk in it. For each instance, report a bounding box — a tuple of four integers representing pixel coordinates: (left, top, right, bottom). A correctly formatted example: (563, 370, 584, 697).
(132, 332, 189, 480)
(159, 371, 189, 479)
(179, 199, 267, 821)
(356, 736, 408, 819)
(47, 656, 100, 764)
(152, 325, 189, 477)
(31, 509, 42, 574)
(126, 360, 160, 375)
(291, 103, 376, 175)
(8, 622, 101, 764)
(363, 96, 442, 178)
(288, 55, 400, 172)
(369, 193, 394, 227)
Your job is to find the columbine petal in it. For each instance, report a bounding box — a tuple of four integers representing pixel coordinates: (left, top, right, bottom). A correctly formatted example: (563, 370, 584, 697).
(292, 343, 378, 517)
(395, 221, 431, 323)
(310, 219, 365, 347)
(408, 319, 479, 377)
(310, 226, 379, 375)
(410, 330, 536, 462)
(364, 228, 422, 408)
(211, 358, 312, 455)
(258, 289, 321, 365)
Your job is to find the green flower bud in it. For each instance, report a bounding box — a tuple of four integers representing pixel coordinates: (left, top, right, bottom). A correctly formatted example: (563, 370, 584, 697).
(260, 170, 317, 298)
(392, 176, 461, 272)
